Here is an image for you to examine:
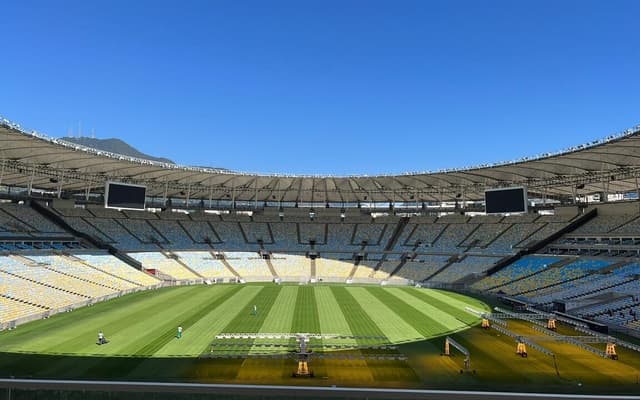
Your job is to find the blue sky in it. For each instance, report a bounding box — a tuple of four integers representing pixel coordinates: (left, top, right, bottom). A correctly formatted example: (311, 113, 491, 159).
(1, 0, 639, 176)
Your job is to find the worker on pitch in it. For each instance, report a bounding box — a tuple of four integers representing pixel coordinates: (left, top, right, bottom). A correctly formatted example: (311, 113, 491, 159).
(177, 325, 183, 339)
(97, 330, 108, 345)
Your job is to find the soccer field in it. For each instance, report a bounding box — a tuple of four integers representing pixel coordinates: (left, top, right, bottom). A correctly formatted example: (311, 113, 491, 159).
(0, 284, 488, 357)
(1, 284, 640, 394)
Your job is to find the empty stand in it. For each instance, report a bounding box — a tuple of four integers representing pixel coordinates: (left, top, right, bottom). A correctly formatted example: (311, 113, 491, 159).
(269, 254, 310, 279)
(128, 252, 201, 280)
(223, 251, 273, 281)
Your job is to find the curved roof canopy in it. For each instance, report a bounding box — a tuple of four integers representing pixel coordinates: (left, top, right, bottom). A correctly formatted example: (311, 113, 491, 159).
(1, 118, 640, 204)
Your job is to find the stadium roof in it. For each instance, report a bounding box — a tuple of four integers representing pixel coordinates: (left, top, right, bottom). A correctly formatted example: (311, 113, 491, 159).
(1, 117, 640, 204)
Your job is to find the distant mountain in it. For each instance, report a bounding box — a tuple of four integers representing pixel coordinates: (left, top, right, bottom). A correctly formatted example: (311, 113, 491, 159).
(59, 137, 175, 164)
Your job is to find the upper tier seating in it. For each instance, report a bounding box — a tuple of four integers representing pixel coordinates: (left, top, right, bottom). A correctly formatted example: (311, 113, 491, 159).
(489, 223, 546, 253)
(321, 224, 360, 252)
(460, 223, 511, 250)
(88, 219, 151, 250)
(61, 216, 115, 242)
(54, 207, 93, 217)
(516, 222, 569, 248)
(396, 223, 447, 249)
(429, 256, 501, 283)
(239, 222, 272, 244)
(471, 255, 562, 291)
(496, 258, 611, 297)
(1, 204, 66, 234)
(125, 219, 166, 243)
(572, 215, 637, 235)
(397, 255, 450, 281)
(430, 224, 478, 252)
(551, 267, 640, 304)
(298, 223, 327, 245)
(213, 223, 260, 251)
(179, 220, 220, 244)
(609, 216, 640, 235)
(148, 220, 204, 248)
(48, 204, 582, 259)
(268, 223, 302, 252)
(354, 223, 394, 251)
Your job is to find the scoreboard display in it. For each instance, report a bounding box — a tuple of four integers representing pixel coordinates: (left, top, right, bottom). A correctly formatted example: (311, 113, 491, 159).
(105, 182, 146, 210)
(485, 187, 527, 214)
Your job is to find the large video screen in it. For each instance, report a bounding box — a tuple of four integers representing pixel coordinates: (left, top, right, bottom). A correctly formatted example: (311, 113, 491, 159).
(105, 182, 146, 210)
(485, 186, 527, 214)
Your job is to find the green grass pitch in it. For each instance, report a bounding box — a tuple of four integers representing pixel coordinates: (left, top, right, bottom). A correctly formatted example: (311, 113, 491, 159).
(0, 283, 639, 394)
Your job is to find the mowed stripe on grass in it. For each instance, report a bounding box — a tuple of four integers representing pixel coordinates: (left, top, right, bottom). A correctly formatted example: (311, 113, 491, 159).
(291, 286, 321, 333)
(407, 288, 489, 325)
(383, 287, 472, 335)
(346, 287, 422, 343)
(314, 287, 354, 335)
(249, 286, 298, 354)
(154, 285, 264, 357)
(365, 287, 451, 339)
(314, 286, 356, 346)
(258, 286, 298, 333)
(329, 286, 386, 338)
(130, 285, 241, 357)
(290, 286, 322, 350)
(220, 285, 281, 333)
(329, 286, 410, 383)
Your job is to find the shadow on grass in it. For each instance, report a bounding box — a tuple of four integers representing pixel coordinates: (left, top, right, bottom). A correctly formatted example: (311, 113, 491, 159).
(0, 352, 243, 382)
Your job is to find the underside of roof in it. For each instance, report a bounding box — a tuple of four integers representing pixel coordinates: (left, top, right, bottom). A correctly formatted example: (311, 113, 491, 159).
(1, 121, 640, 204)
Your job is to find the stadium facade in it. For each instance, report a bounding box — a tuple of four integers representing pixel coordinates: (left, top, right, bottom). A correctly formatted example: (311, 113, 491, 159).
(1, 116, 640, 397)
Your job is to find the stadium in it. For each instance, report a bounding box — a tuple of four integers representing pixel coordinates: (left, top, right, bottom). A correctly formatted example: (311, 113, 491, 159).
(1, 115, 640, 400)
